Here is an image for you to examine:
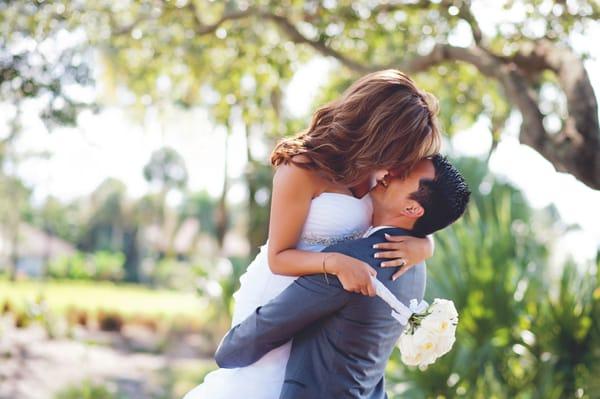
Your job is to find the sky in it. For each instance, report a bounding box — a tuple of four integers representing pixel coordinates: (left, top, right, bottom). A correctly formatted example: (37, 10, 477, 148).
(1, 1, 599, 263)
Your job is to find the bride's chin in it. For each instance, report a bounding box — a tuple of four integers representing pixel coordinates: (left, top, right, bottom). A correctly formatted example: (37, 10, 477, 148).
(369, 182, 384, 197)
(368, 175, 380, 190)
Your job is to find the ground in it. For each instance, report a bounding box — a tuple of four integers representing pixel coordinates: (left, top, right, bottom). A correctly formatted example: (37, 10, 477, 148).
(0, 279, 225, 399)
(0, 320, 216, 399)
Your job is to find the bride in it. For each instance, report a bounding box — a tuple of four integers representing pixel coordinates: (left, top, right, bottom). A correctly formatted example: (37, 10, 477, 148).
(184, 69, 442, 399)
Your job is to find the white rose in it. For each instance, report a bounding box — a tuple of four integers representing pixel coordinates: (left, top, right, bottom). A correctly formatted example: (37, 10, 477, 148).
(399, 333, 421, 366)
(399, 331, 436, 367)
(411, 328, 439, 366)
(429, 299, 458, 319)
(433, 332, 456, 357)
(420, 313, 456, 336)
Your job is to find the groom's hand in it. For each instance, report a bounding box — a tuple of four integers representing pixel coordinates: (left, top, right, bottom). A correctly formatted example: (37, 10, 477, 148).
(328, 253, 377, 296)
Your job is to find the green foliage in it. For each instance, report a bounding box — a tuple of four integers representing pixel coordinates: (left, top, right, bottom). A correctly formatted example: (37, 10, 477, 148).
(157, 360, 219, 399)
(10, 295, 59, 338)
(143, 147, 189, 192)
(25, 196, 83, 244)
(78, 178, 130, 253)
(48, 251, 125, 281)
(385, 158, 599, 398)
(48, 253, 91, 280)
(150, 257, 205, 290)
(55, 0, 597, 146)
(0, 0, 97, 129)
(53, 380, 122, 399)
(93, 251, 126, 280)
(180, 191, 219, 235)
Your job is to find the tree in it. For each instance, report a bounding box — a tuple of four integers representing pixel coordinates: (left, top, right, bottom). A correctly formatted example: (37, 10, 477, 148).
(79, 178, 128, 252)
(143, 147, 189, 194)
(0, 0, 96, 133)
(1, 0, 97, 280)
(143, 146, 188, 256)
(84, 0, 599, 189)
(0, 175, 30, 280)
(76, 178, 144, 281)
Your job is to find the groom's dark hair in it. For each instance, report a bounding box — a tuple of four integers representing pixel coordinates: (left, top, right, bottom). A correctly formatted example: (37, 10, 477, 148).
(409, 155, 470, 236)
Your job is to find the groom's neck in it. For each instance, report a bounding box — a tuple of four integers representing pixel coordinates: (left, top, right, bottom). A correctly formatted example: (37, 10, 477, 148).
(372, 209, 416, 231)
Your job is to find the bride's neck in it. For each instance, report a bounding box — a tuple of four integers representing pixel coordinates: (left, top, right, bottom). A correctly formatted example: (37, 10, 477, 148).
(350, 178, 372, 198)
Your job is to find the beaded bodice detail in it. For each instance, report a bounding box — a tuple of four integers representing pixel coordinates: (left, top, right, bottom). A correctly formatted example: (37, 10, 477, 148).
(296, 193, 373, 252)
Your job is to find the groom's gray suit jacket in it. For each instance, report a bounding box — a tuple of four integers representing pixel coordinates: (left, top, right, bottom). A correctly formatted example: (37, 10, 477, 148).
(215, 227, 426, 399)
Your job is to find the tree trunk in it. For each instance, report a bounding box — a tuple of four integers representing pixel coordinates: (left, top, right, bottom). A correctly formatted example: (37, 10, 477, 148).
(214, 128, 229, 250)
(123, 226, 140, 282)
(8, 223, 19, 281)
(245, 125, 267, 258)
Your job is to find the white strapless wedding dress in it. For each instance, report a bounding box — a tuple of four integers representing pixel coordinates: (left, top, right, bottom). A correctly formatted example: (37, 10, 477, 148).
(183, 193, 373, 399)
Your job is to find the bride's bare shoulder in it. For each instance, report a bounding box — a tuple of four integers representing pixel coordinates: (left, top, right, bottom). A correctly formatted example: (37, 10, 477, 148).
(273, 157, 324, 196)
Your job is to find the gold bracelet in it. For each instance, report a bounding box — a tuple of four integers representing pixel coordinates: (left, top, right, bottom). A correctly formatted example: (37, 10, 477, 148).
(322, 254, 332, 285)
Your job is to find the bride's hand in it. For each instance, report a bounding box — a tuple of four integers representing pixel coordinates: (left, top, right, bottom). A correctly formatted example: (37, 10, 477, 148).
(373, 234, 434, 280)
(327, 253, 377, 297)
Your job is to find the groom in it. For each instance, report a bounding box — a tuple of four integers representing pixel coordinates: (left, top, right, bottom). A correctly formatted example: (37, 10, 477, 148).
(216, 155, 470, 399)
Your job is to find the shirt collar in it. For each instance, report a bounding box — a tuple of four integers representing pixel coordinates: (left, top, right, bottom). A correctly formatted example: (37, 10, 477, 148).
(363, 225, 396, 238)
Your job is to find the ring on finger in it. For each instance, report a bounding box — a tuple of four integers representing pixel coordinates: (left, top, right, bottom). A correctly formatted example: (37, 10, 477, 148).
(399, 259, 406, 267)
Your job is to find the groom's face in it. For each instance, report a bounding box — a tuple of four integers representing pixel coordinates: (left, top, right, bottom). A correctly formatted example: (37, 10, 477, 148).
(372, 159, 435, 218)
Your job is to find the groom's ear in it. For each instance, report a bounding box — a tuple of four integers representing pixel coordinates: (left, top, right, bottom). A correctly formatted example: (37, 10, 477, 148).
(402, 200, 424, 218)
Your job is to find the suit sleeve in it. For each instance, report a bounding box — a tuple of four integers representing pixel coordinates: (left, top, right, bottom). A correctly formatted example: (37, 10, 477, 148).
(214, 275, 350, 368)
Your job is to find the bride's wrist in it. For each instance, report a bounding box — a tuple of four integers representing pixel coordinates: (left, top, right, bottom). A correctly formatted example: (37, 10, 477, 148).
(324, 253, 340, 275)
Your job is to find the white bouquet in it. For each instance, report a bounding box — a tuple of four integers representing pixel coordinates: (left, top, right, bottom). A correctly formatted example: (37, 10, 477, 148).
(397, 298, 458, 369)
(371, 277, 458, 369)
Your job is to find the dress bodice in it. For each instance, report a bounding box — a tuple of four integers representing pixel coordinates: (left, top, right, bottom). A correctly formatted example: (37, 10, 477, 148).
(297, 193, 373, 252)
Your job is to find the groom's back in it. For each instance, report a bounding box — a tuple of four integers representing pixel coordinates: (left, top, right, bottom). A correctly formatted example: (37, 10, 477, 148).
(280, 229, 426, 399)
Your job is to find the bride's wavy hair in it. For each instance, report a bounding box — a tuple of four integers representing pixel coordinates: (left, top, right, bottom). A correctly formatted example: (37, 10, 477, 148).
(271, 69, 442, 185)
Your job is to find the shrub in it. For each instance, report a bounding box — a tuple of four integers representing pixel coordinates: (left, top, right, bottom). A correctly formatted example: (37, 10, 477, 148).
(53, 380, 120, 399)
(1, 300, 12, 315)
(48, 251, 125, 281)
(66, 307, 89, 327)
(97, 310, 124, 332)
(92, 251, 125, 281)
(14, 310, 30, 328)
(48, 253, 92, 280)
(150, 257, 202, 290)
(129, 314, 160, 332)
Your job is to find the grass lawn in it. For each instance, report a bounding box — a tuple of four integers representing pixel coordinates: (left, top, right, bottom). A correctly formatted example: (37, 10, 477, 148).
(0, 279, 209, 320)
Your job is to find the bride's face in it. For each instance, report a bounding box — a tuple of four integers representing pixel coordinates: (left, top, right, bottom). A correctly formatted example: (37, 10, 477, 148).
(371, 160, 435, 217)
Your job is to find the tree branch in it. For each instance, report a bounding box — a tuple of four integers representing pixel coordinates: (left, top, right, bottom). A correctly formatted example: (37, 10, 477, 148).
(454, 0, 484, 45)
(261, 12, 374, 74)
(393, 42, 600, 189)
(515, 41, 600, 187)
(187, 3, 255, 35)
(184, 5, 377, 73)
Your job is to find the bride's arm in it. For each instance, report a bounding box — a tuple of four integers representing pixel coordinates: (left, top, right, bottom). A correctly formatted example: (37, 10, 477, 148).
(267, 164, 377, 296)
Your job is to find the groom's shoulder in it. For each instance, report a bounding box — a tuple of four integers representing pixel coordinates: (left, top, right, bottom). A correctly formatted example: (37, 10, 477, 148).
(322, 228, 414, 258)
(322, 236, 378, 257)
